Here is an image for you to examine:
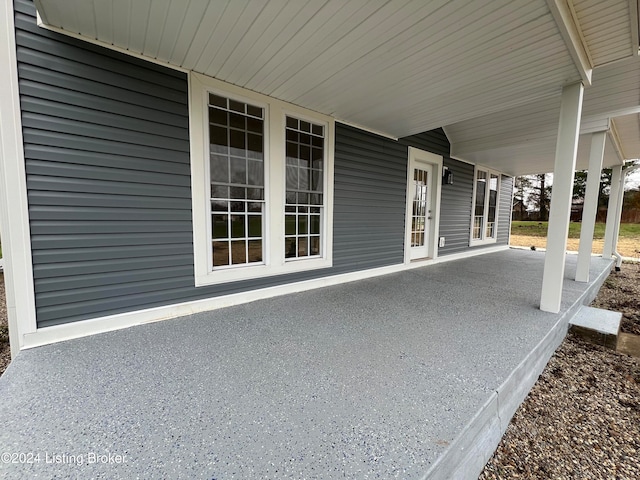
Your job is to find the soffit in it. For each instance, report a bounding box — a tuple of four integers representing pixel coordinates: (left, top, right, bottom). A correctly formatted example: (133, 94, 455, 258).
(572, 0, 636, 65)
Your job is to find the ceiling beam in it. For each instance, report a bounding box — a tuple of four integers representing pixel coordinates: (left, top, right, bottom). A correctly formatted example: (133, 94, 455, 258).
(630, 0, 640, 56)
(546, 0, 593, 85)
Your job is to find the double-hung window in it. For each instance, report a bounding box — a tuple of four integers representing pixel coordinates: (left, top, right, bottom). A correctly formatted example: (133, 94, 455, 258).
(189, 73, 334, 286)
(470, 167, 500, 245)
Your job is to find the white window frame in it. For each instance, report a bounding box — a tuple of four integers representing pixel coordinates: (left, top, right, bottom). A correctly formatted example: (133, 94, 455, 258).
(189, 72, 334, 286)
(469, 165, 501, 246)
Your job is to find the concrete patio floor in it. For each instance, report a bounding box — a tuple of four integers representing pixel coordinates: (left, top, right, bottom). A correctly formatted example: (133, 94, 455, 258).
(0, 249, 612, 479)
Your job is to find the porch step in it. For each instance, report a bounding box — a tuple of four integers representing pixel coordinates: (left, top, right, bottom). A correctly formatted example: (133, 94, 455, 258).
(569, 305, 621, 349)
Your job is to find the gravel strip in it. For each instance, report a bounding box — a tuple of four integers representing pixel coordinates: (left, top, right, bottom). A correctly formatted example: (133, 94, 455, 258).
(592, 263, 640, 335)
(480, 265, 640, 480)
(0, 273, 10, 376)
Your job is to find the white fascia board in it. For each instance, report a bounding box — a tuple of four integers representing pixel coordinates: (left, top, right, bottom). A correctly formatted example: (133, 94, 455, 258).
(0, 0, 38, 356)
(546, 0, 593, 85)
(21, 245, 509, 350)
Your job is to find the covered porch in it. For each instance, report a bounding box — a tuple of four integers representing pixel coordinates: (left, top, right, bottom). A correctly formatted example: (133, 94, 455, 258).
(0, 249, 613, 479)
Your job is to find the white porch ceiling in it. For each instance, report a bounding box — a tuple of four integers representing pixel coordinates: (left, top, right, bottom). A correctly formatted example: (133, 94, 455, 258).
(34, 0, 640, 177)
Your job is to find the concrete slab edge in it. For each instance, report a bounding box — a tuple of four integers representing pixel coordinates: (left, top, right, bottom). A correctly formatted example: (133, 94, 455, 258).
(422, 258, 614, 480)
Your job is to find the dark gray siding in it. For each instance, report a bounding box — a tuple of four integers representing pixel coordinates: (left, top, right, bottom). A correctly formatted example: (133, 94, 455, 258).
(17, 0, 409, 327)
(497, 175, 514, 245)
(333, 125, 408, 271)
(438, 159, 475, 255)
(399, 128, 450, 157)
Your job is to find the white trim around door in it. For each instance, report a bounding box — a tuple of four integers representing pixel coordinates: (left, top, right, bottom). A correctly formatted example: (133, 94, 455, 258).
(404, 147, 443, 264)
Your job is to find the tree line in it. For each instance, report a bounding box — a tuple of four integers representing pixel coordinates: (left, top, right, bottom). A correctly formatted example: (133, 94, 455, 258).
(513, 162, 639, 223)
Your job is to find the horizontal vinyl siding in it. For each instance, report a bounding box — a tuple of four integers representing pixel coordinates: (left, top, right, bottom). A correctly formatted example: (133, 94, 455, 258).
(333, 124, 407, 270)
(17, 0, 409, 327)
(399, 128, 450, 157)
(437, 159, 475, 255)
(497, 175, 514, 245)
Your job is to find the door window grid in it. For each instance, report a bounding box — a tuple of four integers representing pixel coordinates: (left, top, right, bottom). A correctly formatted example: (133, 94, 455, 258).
(208, 93, 265, 267)
(285, 116, 324, 259)
(411, 169, 429, 247)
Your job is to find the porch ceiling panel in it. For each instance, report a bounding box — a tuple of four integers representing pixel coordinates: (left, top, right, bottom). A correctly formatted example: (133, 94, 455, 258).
(446, 55, 640, 176)
(33, 0, 640, 176)
(612, 113, 640, 159)
(34, 0, 581, 139)
(572, 0, 637, 64)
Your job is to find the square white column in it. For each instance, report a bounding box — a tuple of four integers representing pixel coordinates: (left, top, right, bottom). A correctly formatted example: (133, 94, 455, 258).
(575, 131, 606, 282)
(602, 165, 623, 259)
(540, 82, 584, 313)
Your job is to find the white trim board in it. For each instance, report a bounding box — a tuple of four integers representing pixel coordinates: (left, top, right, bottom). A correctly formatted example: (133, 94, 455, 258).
(21, 245, 509, 350)
(0, 0, 38, 358)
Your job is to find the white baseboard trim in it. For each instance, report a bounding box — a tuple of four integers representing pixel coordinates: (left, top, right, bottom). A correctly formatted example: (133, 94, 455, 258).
(22, 245, 510, 350)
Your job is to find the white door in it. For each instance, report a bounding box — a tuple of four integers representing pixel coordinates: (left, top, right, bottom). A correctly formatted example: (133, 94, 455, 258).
(409, 164, 433, 260)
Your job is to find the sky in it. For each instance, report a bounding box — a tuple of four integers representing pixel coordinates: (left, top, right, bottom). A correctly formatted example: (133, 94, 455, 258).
(626, 169, 640, 190)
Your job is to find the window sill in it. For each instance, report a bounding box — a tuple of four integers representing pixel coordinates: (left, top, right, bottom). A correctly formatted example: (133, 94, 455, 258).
(469, 238, 498, 247)
(194, 257, 333, 287)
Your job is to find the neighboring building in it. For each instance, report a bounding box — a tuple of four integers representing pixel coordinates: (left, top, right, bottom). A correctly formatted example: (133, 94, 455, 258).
(1, 0, 639, 351)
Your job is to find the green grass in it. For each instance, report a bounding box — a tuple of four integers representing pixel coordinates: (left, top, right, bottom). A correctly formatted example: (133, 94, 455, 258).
(511, 221, 640, 239)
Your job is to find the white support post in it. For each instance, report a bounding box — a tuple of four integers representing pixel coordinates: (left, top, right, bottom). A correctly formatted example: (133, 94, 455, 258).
(540, 82, 584, 313)
(575, 131, 606, 282)
(602, 165, 623, 259)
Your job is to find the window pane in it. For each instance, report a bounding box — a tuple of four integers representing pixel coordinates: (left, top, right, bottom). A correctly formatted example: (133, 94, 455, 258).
(230, 112, 245, 130)
(310, 215, 320, 234)
(209, 107, 227, 126)
(210, 125, 228, 148)
(211, 184, 229, 199)
(230, 215, 245, 238)
(284, 115, 325, 260)
(213, 241, 229, 266)
(230, 157, 246, 184)
(231, 240, 246, 264)
(208, 93, 265, 270)
(310, 236, 320, 255)
(209, 94, 226, 108)
(212, 214, 228, 239)
(229, 99, 245, 113)
(248, 215, 262, 237)
(285, 215, 296, 235)
(298, 237, 308, 256)
(248, 240, 262, 263)
(285, 237, 296, 258)
(298, 215, 308, 234)
(247, 104, 263, 118)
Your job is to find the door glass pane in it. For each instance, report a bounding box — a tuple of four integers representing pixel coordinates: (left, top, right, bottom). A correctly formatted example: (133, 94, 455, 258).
(411, 168, 428, 247)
